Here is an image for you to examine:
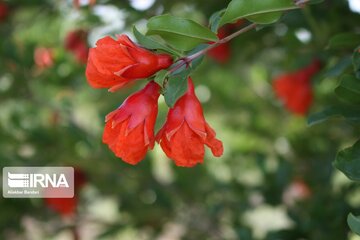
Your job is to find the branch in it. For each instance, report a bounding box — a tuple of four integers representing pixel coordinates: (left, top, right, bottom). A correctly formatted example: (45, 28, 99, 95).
(169, 23, 257, 74)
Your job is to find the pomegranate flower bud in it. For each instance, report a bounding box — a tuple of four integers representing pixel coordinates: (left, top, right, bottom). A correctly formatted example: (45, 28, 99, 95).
(282, 180, 311, 206)
(34, 47, 54, 69)
(44, 168, 87, 217)
(64, 30, 89, 64)
(273, 59, 321, 115)
(0, 2, 9, 22)
(103, 81, 160, 164)
(156, 78, 223, 167)
(208, 27, 231, 64)
(85, 35, 173, 92)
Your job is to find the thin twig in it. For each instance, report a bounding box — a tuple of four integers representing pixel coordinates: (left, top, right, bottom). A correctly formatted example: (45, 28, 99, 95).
(168, 23, 258, 74)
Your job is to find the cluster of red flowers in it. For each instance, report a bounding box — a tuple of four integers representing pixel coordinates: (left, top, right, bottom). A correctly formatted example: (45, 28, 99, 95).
(34, 47, 54, 69)
(33, 30, 89, 69)
(86, 35, 223, 167)
(272, 59, 321, 115)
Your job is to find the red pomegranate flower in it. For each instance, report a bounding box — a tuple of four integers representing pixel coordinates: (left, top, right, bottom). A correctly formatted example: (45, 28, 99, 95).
(44, 168, 87, 217)
(73, 0, 96, 8)
(0, 1, 8, 22)
(85, 35, 173, 92)
(34, 47, 54, 68)
(103, 81, 160, 164)
(283, 179, 311, 206)
(273, 59, 321, 115)
(65, 30, 89, 64)
(208, 27, 231, 64)
(208, 20, 244, 64)
(156, 78, 223, 167)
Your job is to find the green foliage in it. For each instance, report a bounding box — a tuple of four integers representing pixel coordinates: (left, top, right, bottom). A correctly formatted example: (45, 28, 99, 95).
(308, 106, 360, 126)
(147, 14, 218, 51)
(334, 140, 360, 181)
(354, 46, 360, 79)
(220, 0, 297, 25)
(348, 213, 360, 236)
(328, 33, 360, 50)
(163, 68, 190, 107)
(133, 26, 181, 56)
(335, 74, 360, 104)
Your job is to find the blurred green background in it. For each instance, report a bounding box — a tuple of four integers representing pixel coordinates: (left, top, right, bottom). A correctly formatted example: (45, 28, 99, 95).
(1, 0, 360, 239)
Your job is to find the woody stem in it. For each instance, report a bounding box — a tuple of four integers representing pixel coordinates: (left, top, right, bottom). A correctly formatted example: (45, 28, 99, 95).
(168, 23, 257, 74)
(168, 0, 310, 74)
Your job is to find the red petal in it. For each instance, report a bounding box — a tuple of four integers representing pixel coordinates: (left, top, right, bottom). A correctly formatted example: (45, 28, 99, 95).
(204, 123, 224, 157)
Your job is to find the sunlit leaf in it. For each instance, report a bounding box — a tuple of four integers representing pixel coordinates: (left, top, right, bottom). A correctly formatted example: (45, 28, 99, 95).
(219, 0, 297, 25)
(147, 14, 218, 51)
(164, 68, 190, 107)
(133, 26, 181, 56)
(348, 213, 360, 235)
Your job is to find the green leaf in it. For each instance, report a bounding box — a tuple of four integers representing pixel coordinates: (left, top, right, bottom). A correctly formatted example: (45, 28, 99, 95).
(307, 106, 360, 126)
(328, 33, 360, 50)
(154, 70, 168, 86)
(219, 0, 297, 26)
(209, 9, 225, 32)
(348, 213, 360, 235)
(164, 69, 190, 107)
(335, 75, 360, 104)
(132, 26, 181, 56)
(322, 56, 352, 78)
(147, 14, 218, 51)
(334, 140, 360, 181)
(353, 46, 360, 79)
(309, 0, 324, 3)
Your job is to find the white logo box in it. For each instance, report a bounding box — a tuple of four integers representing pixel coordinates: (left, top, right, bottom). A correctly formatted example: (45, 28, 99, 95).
(2, 167, 74, 198)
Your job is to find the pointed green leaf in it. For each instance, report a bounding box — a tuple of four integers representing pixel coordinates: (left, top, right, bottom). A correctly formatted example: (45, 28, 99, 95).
(209, 9, 226, 32)
(154, 70, 168, 86)
(353, 46, 360, 79)
(348, 213, 360, 235)
(307, 106, 360, 126)
(334, 140, 360, 181)
(164, 69, 190, 107)
(132, 26, 181, 56)
(147, 14, 218, 51)
(219, 0, 297, 26)
(322, 56, 352, 78)
(328, 33, 360, 50)
(335, 75, 360, 104)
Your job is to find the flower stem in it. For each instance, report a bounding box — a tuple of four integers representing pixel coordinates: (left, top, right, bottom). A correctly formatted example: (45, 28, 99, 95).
(169, 23, 257, 74)
(168, 0, 311, 74)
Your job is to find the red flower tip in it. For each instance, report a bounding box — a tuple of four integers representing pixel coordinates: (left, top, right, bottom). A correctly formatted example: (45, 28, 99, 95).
(0, 2, 9, 22)
(103, 81, 160, 165)
(273, 59, 322, 116)
(156, 78, 223, 167)
(65, 30, 89, 64)
(44, 168, 87, 217)
(86, 34, 173, 91)
(34, 47, 54, 69)
(45, 197, 78, 217)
